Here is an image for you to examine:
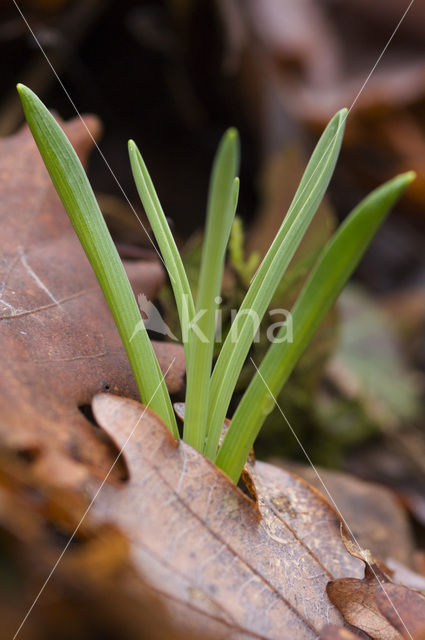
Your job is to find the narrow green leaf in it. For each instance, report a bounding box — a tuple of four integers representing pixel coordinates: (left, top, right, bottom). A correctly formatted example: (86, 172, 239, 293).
(205, 109, 347, 461)
(183, 130, 240, 451)
(216, 171, 415, 483)
(17, 84, 178, 438)
(128, 140, 195, 362)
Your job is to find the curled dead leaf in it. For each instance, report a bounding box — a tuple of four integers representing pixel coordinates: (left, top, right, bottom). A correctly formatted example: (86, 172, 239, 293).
(375, 584, 425, 639)
(327, 551, 425, 640)
(90, 392, 364, 639)
(327, 567, 403, 640)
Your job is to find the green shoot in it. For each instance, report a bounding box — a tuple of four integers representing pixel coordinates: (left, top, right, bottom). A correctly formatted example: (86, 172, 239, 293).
(183, 131, 240, 451)
(204, 109, 346, 460)
(18, 83, 413, 485)
(215, 171, 415, 483)
(17, 84, 178, 438)
(128, 140, 195, 363)
(228, 217, 260, 286)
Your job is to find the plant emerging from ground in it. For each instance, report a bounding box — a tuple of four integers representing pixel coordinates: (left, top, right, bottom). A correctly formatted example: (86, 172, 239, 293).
(17, 84, 414, 484)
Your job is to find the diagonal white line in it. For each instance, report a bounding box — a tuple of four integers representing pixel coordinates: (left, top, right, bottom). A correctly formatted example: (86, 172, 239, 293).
(250, 357, 414, 640)
(18, 246, 62, 309)
(249, 0, 415, 286)
(12, 357, 176, 640)
(347, 0, 415, 115)
(11, 0, 416, 637)
(12, 0, 415, 292)
(11, 0, 174, 281)
(280, 0, 416, 213)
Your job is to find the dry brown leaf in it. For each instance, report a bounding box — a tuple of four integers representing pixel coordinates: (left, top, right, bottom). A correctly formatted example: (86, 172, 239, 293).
(0, 446, 208, 640)
(327, 567, 403, 640)
(375, 584, 425, 639)
(328, 552, 425, 640)
(281, 463, 414, 568)
(0, 120, 185, 486)
(91, 392, 364, 640)
(319, 624, 365, 639)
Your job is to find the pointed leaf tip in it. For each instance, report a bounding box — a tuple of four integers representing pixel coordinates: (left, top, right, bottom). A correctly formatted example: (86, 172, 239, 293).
(16, 83, 33, 101)
(226, 127, 238, 139)
(402, 170, 416, 184)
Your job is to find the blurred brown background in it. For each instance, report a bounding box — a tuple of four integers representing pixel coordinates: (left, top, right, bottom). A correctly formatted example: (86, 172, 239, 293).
(2, 0, 425, 245)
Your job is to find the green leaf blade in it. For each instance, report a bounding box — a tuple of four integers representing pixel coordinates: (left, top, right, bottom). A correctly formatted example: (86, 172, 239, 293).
(216, 171, 415, 483)
(205, 108, 347, 461)
(128, 140, 195, 361)
(17, 83, 178, 438)
(183, 130, 240, 451)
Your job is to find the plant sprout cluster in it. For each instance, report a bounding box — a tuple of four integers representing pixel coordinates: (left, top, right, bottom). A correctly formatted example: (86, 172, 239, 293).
(18, 84, 414, 484)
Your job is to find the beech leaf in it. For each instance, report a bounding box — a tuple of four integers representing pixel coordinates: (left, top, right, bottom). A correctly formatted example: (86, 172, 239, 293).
(91, 392, 365, 640)
(327, 560, 425, 640)
(376, 584, 425, 639)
